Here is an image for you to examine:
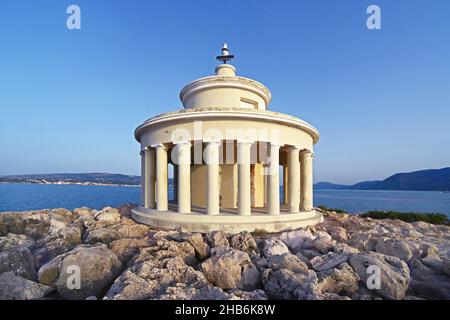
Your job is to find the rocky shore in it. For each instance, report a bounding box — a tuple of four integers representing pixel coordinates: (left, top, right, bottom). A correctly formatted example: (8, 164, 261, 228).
(1, 205, 449, 300)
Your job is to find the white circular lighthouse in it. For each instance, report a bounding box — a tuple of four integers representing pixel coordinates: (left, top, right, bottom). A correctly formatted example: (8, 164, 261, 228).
(132, 44, 322, 233)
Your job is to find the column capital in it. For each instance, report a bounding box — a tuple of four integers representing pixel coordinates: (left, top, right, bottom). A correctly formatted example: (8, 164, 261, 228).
(151, 143, 167, 149)
(300, 149, 314, 155)
(286, 145, 302, 151)
(174, 140, 191, 146)
(203, 139, 221, 145)
(237, 139, 254, 145)
(269, 142, 283, 148)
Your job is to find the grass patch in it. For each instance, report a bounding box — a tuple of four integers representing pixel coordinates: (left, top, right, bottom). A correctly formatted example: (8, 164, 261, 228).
(318, 205, 348, 214)
(360, 210, 449, 225)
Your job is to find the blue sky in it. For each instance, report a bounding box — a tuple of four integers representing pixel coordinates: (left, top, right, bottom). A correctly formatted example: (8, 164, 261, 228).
(0, 0, 449, 184)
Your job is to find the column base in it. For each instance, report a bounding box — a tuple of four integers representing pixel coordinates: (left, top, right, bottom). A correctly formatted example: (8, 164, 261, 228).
(131, 207, 323, 234)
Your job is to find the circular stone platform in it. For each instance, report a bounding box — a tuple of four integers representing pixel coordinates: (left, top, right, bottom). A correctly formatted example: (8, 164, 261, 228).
(132, 207, 323, 234)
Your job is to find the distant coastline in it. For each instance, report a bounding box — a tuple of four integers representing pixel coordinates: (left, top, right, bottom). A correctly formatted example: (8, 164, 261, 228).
(0, 180, 140, 187)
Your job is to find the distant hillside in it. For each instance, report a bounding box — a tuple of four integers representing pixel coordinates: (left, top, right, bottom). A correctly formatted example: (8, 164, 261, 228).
(0, 173, 141, 186)
(314, 182, 349, 190)
(371, 168, 450, 191)
(315, 167, 450, 191)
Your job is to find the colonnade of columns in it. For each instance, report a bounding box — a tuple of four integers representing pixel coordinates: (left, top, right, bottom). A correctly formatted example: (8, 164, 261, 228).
(140, 141, 314, 215)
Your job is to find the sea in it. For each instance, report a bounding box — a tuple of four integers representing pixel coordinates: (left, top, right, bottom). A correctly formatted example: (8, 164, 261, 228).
(0, 183, 449, 216)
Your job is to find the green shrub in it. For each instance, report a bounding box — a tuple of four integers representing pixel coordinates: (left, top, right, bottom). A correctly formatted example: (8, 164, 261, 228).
(318, 205, 348, 214)
(360, 210, 449, 225)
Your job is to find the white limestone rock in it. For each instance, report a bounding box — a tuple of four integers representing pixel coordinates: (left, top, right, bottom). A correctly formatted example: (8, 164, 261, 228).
(168, 232, 210, 259)
(94, 207, 121, 224)
(40, 245, 122, 300)
(0, 272, 54, 300)
(206, 230, 229, 248)
(0, 246, 37, 281)
(310, 252, 350, 272)
(350, 252, 410, 300)
(0, 233, 35, 251)
(256, 252, 308, 274)
(109, 238, 153, 263)
(408, 259, 450, 299)
(262, 268, 318, 300)
(201, 247, 261, 291)
(262, 238, 290, 257)
(315, 263, 360, 298)
(375, 237, 421, 262)
(279, 229, 313, 253)
(85, 227, 122, 245)
(230, 231, 258, 254)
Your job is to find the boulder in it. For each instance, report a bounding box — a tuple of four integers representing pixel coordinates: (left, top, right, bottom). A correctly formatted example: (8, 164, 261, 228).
(443, 256, 450, 276)
(300, 249, 322, 260)
(135, 239, 197, 266)
(315, 263, 360, 297)
(295, 252, 312, 268)
(117, 224, 151, 239)
(0, 246, 37, 280)
(32, 238, 76, 269)
(350, 252, 410, 300)
(117, 204, 137, 218)
(0, 233, 35, 251)
(94, 207, 121, 223)
(85, 228, 122, 245)
(58, 226, 83, 245)
(153, 230, 180, 240)
(0, 272, 54, 300)
(375, 237, 420, 262)
(310, 231, 335, 254)
(421, 248, 444, 273)
(21, 212, 51, 240)
(110, 238, 153, 263)
(256, 253, 308, 274)
(230, 231, 258, 254)
(73, 207, 93, 217)
(262, 268, 318, 300)
(206, 230, 229, 248)
(348, 232, 377, 251)
(310, 252, 349, 272)
(201, 247, 260, 291)
(279, 229, 313, 253)
(262, 238, 290, 257)
(0, 213, 24, 236)
(332, 243, 359, 255)
(106, 254, 224, 300)
(408, 259, 450, 299)
(169, 233, 209, 259)
(49, 245, 122, 300)
(104, 270, 155, 300)
(327, 226, 348, 242)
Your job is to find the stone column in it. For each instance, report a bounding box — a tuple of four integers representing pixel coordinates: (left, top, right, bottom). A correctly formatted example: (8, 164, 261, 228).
(177, 142, 191, 213)
(140, 150, 146, 207)
(205, 140, 220, 215)
(283, 165, 288, 204)
(153, 144, 168, 211)
(173, 165, 178, 203)
(237, 141, 252, 216)
(287, 146, 301, 213)
(267, 143, 281, 215)
(141, 148, 156, 208)
(300, 150, 313, 211)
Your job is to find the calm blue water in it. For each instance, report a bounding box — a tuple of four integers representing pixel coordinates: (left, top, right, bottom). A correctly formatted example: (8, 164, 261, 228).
(0, 184, 449, 216)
